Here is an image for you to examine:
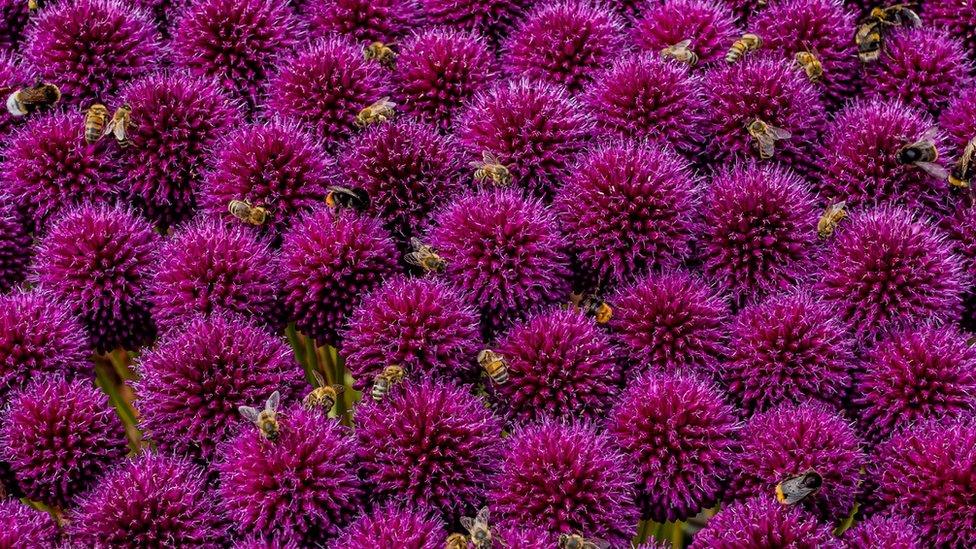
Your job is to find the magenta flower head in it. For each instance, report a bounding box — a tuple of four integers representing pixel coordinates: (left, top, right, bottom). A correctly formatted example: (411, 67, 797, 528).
(171, 0, 302, 110)
(71, 453, 226, 547)
(0, 376, 127, 508)
(281, 208, 399, 344)
(33, 203, 159, 352)
(0, 0, 28, 53)
(490, 421, 638, 546)
(503, 0, 625, 93)
(218, 405, 364, 544)
(0, 51, 27, 139)
(333, 505, 447, 549)
(0, 500, 58, 548)
(419, 0, 533, 40)
(134, 315, 303, 462)
(232, 536, 300, 549)
(689, 495, 836, 549)
(608, 369, 738, 522)
(393, 29, 495, 131)
(494, 527, 554, 548)
(554, 140, 699, 288)
(816, 207, 964, 343)
(632, 0, 738, 66)
(726, 403, 865, 522)
(0, 193, 30, 293)
(307, 0, 419, 44)
(944, 204, 976, 329)
(843, 515, 923, 549)
(609, 270, 730, 374)
(940, 86, 976, 158)
(429, 188, 572, 336)
(457, 79, 591, 197)
(342, 276, 481, 390)
(925, 0, 976, 55)
(266, 37, 390, 147)
(24, 0, 160, 105)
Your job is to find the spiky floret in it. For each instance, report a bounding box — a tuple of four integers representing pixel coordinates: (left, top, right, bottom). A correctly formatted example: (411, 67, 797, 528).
(333, 505, 447, 549)
(32, 203, 159, 352)
(23, 0, 160, 105)
(816, 207, 964, 343)
(419, 0, 533, 40)
(456, 78, 591, 197)
(232, 536, 301, 549)
(0, 0, 28, 53)
(494, 527, 554, 548)
(940, 86, 976, 157)
(0, 500, 58, 547)
(0, 376, 127, 508)
(70, 453, 226, 547)
(631, 0, 738, 66)
(925, 0, 976, 56)
(0, 193, 30, 293)
(608, 369, 738, 522)
(726, 403, 865, 522)
(134, 315, 304, 462)
(689, 496, 836, 549)
(842, 514, 923, 548)
(554, 140, 699, 288)
(944, 204, 976, 330)
(306, 0, 419, 44)
(393, 29, 496, 131)
(429, 188, 572, 336)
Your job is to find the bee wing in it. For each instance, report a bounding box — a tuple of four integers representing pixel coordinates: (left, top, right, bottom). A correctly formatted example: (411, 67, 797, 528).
(265, 390, 281, 412)
(756, 135, 777, 158)
(312, 371, 326, 387)
(331, 384, 345, 394)
(916, 161, 949, 179)
(409, 237, 424, 251)
(918, 126, 939, 142)
(585, 540, 611, 549)
(961, 138, 976, 175)
(483, 151, 502, 165)
(404, 252, 424, 267)
(460, 516, 475, 533)
(238, 406, 260, 422)
(777, 475, 819, 505)
(674, 39, 692, 49)
(768, 125, 792, 140)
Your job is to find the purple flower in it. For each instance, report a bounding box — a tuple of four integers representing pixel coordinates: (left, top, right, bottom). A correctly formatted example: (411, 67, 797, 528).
(493, 527, 554, 548)
(232, 536, 301, 549)
(940, 86, 976, 157)
(944, 204, 976, 330)
(306, 0, 419, 44)
(0, 0, 28, 52)
(925, 0, 976, 56)
(632, 0, 738, 66)
(419, 0, 533, 40)
(0, 51, 27, 139)
(0, 500, 58, 548)
(843, 515, 923, 549)
(333, 505, 447, 549)
(689, 496, 836, 548)
(0, 192, 30, 293)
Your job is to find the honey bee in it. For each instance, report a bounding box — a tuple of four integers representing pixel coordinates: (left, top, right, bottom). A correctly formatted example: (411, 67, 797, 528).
(460, 507, 493, 549)
(228, 199, 269, 225)
(558, 533, 611, 549)
(303, 371, 344, 413)
(104, 104, 133, 146)
(471, 151, 512, 186)
(949, 136, 976, 189)
(747, 118, 792, 160)
(445, 533, 468, 549)
(896, 127, 949, 179)
(725, 33, 762, 63)
(569, 292, 612, 324)
(325, 186, 370, 212)
(855, 4, 921, 63)
(775, 470, 823, 505)
(84, 103, 110, 144)
(5, 81, 61, 117)
(404, 237, 447, 273)
(364, 41, 397, 68)
(660, 39, 699, 66)
(794, 51, 823, 82)
(817, 201, 847, 239)
(28, 0, 43, 10)
(477, 349, 509, 385)
(238, 390, 281, 441)
(355, 97, 396, 128)
(371, 364, 406, 402)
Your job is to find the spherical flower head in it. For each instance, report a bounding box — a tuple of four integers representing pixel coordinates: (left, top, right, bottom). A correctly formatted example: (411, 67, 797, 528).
(940, 86, 976, 157)
(0, 500, 58, 548)
(554, 140, 699, 288)
(726, 403, 865, 522)
(71, 453, 226, 547)
(494, 526, 554, 548)
(816, 207, 964, 343)
(0, 0, 29, 53)
(33, 203, 159, 352)
(429, 188, 572, 336)
(281, 208, 399, 343)
(457, 79, 591, 197)
(24, 0, 160, 105)
(393, 29, 496, 131)
(843, 514, 923, 549)
(333, 505, 447, 549)
(632, 0, 738, 66)
(0, 51, 27, 139)
(608, 369, 738, 522)
(503, 1, 625, 94)
(340, 120, 463, 242)
(0, 193, 30, 293)
(609, 270, 730, 374)
(135, 315, 304, 462)
(218, 405, 364, 544)
(925, 0, 976, 56)
(944, 204, 976, 330)
(342, 276, 481, 390)
(689, 495, 836, 549)
(266, 37, 391, 147)
(306, 0, 419, 44)
(490, 421, 639, 546)
(0, 376, 127, 508)
(419, 0, 533, 40)
(171, 0, 302, 109)
(864, 27, 971, 116)
(118, 73, 240, 228)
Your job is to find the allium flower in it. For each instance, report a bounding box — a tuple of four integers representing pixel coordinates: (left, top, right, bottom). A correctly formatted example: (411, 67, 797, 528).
(0, 500, 58, 548)
(342, 277, 481, 390)
(0, 0, 28, 53)
(0, 193, 30, 293)
(493, 308, 622, 424)
(393, 29, 496, 131)
(609, 270, 730, 374)
(726, 403, 865, 522)
(816, 207, 964, 342)
(494, 527, 554, 548)
(218, 405, 364, 544)
(23, 0, 160, 105)
(503, 1, 625, 93)
(925, 0, 976, 55)
(554, 141, 699, 288)
(490, 422, 639, 546)
(429, 188, 572, 335)
(135, 315, 303, 461)
(266, 37, 390, 147)
(171, 0, 302, 109)
(843, 515, 923, 549)
(232, 536, 301, 549)
(689, 496, 836, 549)
(608, 369, 738, 522)
(71, 453, 226, 547)
(944, 204, 976, 329)
(632, 0, 738, 66)
(940, 86, 976, 157)
(333, 505, 447, 549)
(0, 51, 27, 139)
(33, 203, 159, 352)
(0, 376, 127, 508)
(306, 0, 419, 44)
(419, 0, 533, 40)
(281, 208, 399, 344)
(457, 79, 591, 197)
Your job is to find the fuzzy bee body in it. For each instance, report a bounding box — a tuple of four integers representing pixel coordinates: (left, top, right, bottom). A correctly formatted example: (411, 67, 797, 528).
(84, 104, 110, 144)
(775, 470, 823, 505)
(747, 118, 792, 160)
(570, 292, 612, 324)
(856, 4, 921, 63)
(404, 238, 447, 273)
(445, 533, 468, 549)
(28, 0, 43, 11)
(303, 371, 344, 412)
(228, 199, 269, 226)
(5, 82, 61, 117)
(355, 97, 396, 128)
(660, 39, 698, 66)
(896, 128, 949, 179)
(794, 51, 823, 82)
(238, 390, 281, 441)
(726, 33, 762, 63)
(364, 41, 397, 68)
(478, 349, 509, 385)
(460, 507, 493, 549)
(104, 104, 133, 146)
(371, 365, 405, 402)
(325, 186, 370, 212)
(817, 201, 847, 239)
(950, 137, 976, 189)
(558, 533, 611, 549)
(471, 151, 512, 186)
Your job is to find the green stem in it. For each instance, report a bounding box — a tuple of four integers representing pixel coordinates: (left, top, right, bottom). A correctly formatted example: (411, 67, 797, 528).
(671, 521, 684, 548)
(94, 358, 141, 451)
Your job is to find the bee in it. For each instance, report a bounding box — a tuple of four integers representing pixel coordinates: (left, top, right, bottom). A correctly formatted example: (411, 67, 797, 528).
(364, 41, 397, 68)
(775, 470, 823, 505)
(747, 118, 792, 160)
(84, 103, 110, 144)
(28, 0, 43, 10)
(325, 186, 370, 212)
(794, 51, 823, 82)
(238, 390, 281, 441)
(371, 364, 406, 402)
(228, 199, 269, 226)
(104, 104, 133, 146)
(5, 81, 61, 117)
(355, 97, 396, 128)
(404, 237, 447, 273)
(558, 533, 611, 549)
(445, 533, 468, 549)
(660, 39, 698, 66)
(460, 507, 493, 549)
(817, 200, 847, 239)
(471, 151, 512, 186)
(855, 4, 921, 63)
(949, 136, 976, 189)
(896, 127, 949, 179)
(569, 292, 612, 324)
(725, 33, 762, 63)
(477, 349, 509, 385)
(303, 371, 344, 413)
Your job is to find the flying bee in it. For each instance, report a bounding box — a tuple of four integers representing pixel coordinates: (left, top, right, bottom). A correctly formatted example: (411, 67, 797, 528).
(238, 390, 281, 441)
(896, 127, 949, 179)
(775, 470, 823, 505)
(477, 349, 509, 385)
(364, 41, 397, 68)
(460, 507, 493, 549)
(5, 81, 61, 117)
(856, 4, 921, 62)
(104, 104, 133, 146)
(325, 186, 370, 212)
(794, 51, 823, 82)
(84, 103, 110, 144)
(471, 151, 512, 186)
(355, 96, 395, 128)
(949, 136, 976, 189)
(817, 200, 847, 239)
(303, 371, 344, 413)
(371, 364, 405, 402)
(404, 237, 447, 273)
(660, 39, 699, 66)
(747, 118, 792, 160)
(725, 33, 762, 63)
(228, 199, 269, 226)
(445, 533, 468, 549)
(558, 533, 611, 549)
